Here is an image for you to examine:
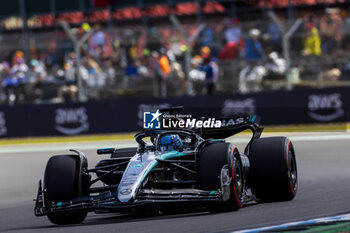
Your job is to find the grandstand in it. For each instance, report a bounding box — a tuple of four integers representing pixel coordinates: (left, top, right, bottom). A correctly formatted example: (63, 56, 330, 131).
(0, 0, 348, 105)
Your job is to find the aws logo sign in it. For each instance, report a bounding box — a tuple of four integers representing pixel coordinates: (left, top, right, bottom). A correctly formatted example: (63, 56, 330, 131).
(222, 98, 256, 117)
(55, 107, 89, 135)
(307, 93, 344, 122)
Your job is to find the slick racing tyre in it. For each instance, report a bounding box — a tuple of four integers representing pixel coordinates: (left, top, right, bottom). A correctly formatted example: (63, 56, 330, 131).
(199, 142, 243, 212)
(249, 137, 297, 202)
(44, 155, 88, 225)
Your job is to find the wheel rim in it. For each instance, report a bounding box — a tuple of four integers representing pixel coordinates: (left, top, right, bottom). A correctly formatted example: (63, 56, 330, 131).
(288, 147, 297, 192)
(234, 158, 243, 199)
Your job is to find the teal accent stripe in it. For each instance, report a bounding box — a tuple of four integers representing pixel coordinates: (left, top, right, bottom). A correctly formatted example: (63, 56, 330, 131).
(139, 151, 187, 183)
(161, 151, 186, 160)
(208, 190, 217, 198)
(251, 115, 256, 123)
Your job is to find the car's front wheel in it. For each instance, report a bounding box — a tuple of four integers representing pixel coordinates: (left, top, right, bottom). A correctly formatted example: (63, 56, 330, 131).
(44, 155, 88, 225)
(199, 142, 244, 212)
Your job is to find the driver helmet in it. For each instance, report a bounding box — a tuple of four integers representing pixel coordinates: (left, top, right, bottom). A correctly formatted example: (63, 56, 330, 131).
(159, 134, 183, 152)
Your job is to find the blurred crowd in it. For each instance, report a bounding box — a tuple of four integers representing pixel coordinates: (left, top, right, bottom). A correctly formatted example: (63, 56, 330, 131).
(1, 7, 350, 104)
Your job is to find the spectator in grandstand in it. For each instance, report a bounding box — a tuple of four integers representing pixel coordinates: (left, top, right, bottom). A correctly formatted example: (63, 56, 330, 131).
(84, 56, 105, 100)
(199, 47, 218, 95)
(239, 29, 266, 93)
(341, 12, 350, 51)
(263, 52, 287, 90)
(90, 24, 107, 61)
(103, 58, 116, 85)
(1, 62, 14, 104)
(27, 59, 47, 102)
(302, 23, 322, 56)
(157, 48, 171, 98)
(225, 19, 242, 44)
(11, 52, 28, 74)
(318, 67, 341, 82)
(189, 56, 205, 79)
(320, 8, 343, 55)
(27, 59, 46, 83)
(58, 80, 79, 102)
(217, 19, 243, 60)
(189, 55, 205, 95)
(147, 25, 163, 53)
(218, 40, 243, 60)
(2, 53, 29, 104)
(2, 69, 27, 105)
(0, 61, 9, 81)
(151, 51, 165, 98)
(265, 52, 286, 76)
(90, 24, 106, 50)
(165, 46, 185, 96)
(244, 29, 265, 63)
(340, 60, 350, 80)
(201, 28, 215, 48)
(58, 53, 79, 102)
(266, 21, 281, 53)
(301, 23, 322, 80)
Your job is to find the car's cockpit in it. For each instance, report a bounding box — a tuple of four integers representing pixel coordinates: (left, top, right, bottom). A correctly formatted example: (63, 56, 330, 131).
(135, 129, 203, 153)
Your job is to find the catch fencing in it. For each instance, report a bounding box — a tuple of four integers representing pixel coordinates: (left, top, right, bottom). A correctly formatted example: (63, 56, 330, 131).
(0, 86, 347, 138)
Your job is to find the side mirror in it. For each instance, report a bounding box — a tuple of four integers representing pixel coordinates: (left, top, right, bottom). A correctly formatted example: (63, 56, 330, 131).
(137, 141, 147, 153)
(97, 148, 115, 155)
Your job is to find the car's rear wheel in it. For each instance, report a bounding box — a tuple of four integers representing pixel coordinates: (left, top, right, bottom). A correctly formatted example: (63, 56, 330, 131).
(44, 155, 88, 225)
(199, 142, 243, 212)
(249, 137, 297, 202)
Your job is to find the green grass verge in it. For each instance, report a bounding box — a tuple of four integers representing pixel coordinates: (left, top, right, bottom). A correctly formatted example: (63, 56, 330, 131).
(285, 221, 350, 233)
(263, 122, 349, 133)
(0, 123, 347, 146)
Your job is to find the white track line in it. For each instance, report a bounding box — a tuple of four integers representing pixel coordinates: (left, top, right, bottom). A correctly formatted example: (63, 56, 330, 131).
(0, 141, 135, 154)
(0, 133, 349, 154)
(234, 213, 350, 233)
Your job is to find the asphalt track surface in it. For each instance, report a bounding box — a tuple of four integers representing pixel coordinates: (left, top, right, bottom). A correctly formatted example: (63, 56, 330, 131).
(1, 133, 350, 233)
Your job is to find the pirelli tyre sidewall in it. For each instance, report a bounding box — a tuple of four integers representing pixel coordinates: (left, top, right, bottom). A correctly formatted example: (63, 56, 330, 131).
(248, 137, 297, 202)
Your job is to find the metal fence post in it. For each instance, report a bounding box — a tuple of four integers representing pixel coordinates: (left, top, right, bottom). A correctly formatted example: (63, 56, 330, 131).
(19, 0, 28, 55)
(284, 19, 303, 90)
(268, 10, 302, 90)
(169, 14, 205, 96)
(60, 20, 94, 102)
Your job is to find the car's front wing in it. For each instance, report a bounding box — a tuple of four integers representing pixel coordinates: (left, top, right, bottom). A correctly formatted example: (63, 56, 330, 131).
(34, 180, 224, 216)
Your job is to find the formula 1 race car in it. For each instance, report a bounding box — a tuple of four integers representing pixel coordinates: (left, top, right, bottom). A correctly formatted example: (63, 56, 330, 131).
(34, 107, 298, 225)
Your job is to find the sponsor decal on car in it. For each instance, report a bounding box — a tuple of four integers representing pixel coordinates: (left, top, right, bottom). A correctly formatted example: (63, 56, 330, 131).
(221, 116, 253, 127)
(307, 93, 344, 122)
(120, 188, 132, 195)
(55, 107, 89, 135)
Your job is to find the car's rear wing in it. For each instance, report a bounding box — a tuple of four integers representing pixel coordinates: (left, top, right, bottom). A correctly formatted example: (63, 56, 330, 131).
(193, 115, 263, 140)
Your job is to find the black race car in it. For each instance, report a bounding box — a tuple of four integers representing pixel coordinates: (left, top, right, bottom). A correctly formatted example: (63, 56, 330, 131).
(34, 108, 297, 225)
